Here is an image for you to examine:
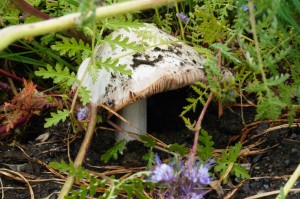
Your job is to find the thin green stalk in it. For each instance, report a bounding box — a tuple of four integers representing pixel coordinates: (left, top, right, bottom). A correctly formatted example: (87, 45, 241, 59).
(155, 8, 162, 27)
(0, 0, 182, 51)
(175, 3, 185, 41)
(248, 0, 269, 93)
(276, 163, 300, 198)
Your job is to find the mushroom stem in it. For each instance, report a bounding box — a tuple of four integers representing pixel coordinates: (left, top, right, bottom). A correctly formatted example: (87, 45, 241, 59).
(116, 99, 147, 142)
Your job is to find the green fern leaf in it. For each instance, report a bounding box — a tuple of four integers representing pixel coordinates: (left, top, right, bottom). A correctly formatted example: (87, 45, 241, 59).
(168, 143, 189, 156)
(265, 74, 290, 87)
(210, 43, 241, 64)
(228, 142, 241, 162)
(51, 38, 91, 59)
(197, 129, 214, 161)
(214, 142, 249, 183)
(78, 86, 91, 105)
(96, 57, 131, 75)
(255, 94, 285, 120)
(232, 164, 250, 180)
(101, 140, 127, 163)
(140, 135, 156, 148)
(44, 109, 70, 128)
(35, 64, 76, 86)
(104, 34, 144, 52)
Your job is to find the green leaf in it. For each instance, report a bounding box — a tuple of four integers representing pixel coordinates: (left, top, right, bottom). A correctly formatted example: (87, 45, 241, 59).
(44, 109, 70, 128)
(168, 143, 188, 156)
(210, 43, 241, 64)
(255, 94, 285, 120)
(104, 34, 144, 52)
(265, 74, 290, 87)
(214, 142, 249, 183)
(142, 150, 155, 169)
(197, 129, 214, 161)
(96, 57, 132, 75)
(35, 64, 76, 86)
(0, 51, 46, 66)
(78, 86, 91, 105)
(140, 135, 156, 147)
(101, 140, 127, 163)
(51, 38, 91, 59)
(232, 164, 250, 179)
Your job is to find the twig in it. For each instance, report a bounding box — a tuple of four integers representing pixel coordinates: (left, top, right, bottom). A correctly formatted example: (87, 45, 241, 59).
(0, 68, 46, 92)
(189, 92, 214, 168)
(57, 103, 97, 199)
(0, 0, 182, 51)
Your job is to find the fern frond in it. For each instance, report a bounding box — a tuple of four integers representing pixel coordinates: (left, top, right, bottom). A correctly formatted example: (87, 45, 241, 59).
(51, 38, 91, 59)
(104, 34, 144, 52)
(210, 43, 241, 64)
(95, 57, 131, 75)
(78, 86, 91, 105)
(101, 140, 127, 163)
(35, 64, 76, 86)
(44, 109, 70, 128)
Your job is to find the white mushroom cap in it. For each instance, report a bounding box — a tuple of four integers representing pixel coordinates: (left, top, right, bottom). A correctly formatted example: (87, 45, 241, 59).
(77, 24, 206, 110)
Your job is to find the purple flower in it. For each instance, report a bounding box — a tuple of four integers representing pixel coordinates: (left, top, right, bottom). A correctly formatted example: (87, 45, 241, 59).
(176, 12, 189, 24)
(151, 155, 175, 182)
(151, 164, 175, 182)
(150, 155, 213, 198)
(76, 106, 89, 121)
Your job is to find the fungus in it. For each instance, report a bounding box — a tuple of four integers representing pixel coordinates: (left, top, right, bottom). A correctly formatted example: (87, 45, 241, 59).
(76, 24, 226, 142)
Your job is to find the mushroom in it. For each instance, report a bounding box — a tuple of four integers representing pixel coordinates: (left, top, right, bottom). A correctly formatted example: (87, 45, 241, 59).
(76, 24, 217, 141)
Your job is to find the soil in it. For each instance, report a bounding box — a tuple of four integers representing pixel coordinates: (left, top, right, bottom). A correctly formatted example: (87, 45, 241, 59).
(0, 88, 299, 199)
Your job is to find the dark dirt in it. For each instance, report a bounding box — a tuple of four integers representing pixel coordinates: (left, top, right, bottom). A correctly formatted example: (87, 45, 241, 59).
(0, 88, 299, 199)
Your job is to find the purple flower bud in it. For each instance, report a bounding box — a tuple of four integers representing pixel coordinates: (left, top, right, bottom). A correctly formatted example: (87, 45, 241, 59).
(76, 106, 89, 121)
(151, 164, 175, 182)
(176, 12, 189, 24)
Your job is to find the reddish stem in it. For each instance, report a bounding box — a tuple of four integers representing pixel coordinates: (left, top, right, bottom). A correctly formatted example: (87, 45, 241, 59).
(11, 0, 51, 20)
(0, 69, 47, 92)
(189, 92, 214, 168)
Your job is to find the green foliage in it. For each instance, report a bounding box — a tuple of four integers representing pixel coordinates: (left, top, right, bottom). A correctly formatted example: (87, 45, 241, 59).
(51, 38, 91, 60)
(103, 34, 144, 52)
(49, 160, 150, 198)
(44, 109, 70, 128)
(168, 143, 189, 156)
(197, 129, 214, 161)
(140, 135, 156, 148)
(77, 86, 91, 105)
(214, 142, 250, 183)
(95, 57, 131, 75)
(180, 81, 209, 119)
(35, 64, 77, 87)
(100, 140, 127, 163)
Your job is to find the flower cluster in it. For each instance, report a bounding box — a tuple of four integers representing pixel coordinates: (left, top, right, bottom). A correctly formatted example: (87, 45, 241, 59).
(150, 155, 213, 199)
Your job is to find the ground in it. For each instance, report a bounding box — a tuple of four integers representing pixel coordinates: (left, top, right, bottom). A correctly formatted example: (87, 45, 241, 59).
(0, 88, 299, 198)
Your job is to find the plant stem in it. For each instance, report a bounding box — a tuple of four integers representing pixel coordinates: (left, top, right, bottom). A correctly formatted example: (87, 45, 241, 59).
(0, 0, 182, 50)
(175, 3, 185, 41)
(248, 0, 269, 93)
(58, 103, 98, 199)
(276, 163, 300, 199)
(189, 92, 214, 168)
